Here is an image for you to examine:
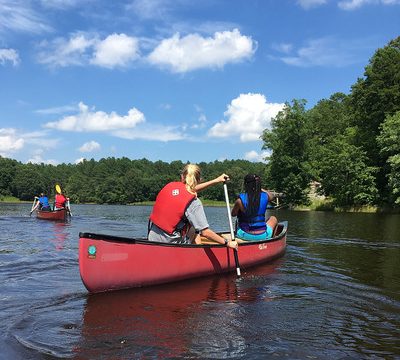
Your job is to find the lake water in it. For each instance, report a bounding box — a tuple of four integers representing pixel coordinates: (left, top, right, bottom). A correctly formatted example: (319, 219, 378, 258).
(0, 203, 399, 359)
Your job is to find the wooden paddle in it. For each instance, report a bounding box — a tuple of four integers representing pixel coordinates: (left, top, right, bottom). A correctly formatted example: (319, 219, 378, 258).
(223, 179, 241, 276)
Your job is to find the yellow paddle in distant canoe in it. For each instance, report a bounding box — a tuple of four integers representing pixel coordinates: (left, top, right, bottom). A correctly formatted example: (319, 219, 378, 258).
(55, 184, 62, 194)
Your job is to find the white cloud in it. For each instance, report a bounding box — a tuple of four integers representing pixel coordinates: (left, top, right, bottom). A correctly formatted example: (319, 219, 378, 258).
(271, 43, 293, 54)
(280, 37, 368, 67)
(44, 102, 145, 132)
(38, 33, 140, 68)
(0, 128, 24, 156)
(79, 140, 101, 153)
(35, 104, 78, 115)
(40, 0, 82, 9)
(297, 0, 327, 9)
(244, 150, 271, 163)
(91, 33, 140, 68)
(0, 49, 20, 66)
(27, 154, 58, 165)
(37, 33, 96, 67)
(148, 29, 256, 73)
(23, 131, 60, 149)
(75, 157, 85, 164)
(0, 0, 52, 33)
(126, 0, 172, 20)
(338, 0, 400, 9)
(112, 124, 185, 141)
(208, 93, 284, 142)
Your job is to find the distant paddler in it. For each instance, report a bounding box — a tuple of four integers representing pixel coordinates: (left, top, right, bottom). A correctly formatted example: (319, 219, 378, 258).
(54, 184, 72, 216)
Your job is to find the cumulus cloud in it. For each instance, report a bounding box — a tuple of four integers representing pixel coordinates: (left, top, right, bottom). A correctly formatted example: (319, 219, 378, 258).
(79, 140, 101, 152)
(44, 102, 145, 132)
(91, 33, 140, 68)
(0, 49, 20, 66)
(208, 93, 284, 142)
(148, 29, 256, 73)
(244, 150, 271, 163)
(0, 128, 24, 155)
(38, 33, 140, 68)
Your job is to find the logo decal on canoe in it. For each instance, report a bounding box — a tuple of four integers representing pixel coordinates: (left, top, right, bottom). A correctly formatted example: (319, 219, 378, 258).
(172, 189, 180, 196)
(258, 243, 267, 250)
(88, 245, 97, 258)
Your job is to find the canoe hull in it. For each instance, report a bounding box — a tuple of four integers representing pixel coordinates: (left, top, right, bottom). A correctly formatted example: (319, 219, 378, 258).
(37, 209, 67, 221)
(79, 222, 287, 293)
(79, 221, 287, 293)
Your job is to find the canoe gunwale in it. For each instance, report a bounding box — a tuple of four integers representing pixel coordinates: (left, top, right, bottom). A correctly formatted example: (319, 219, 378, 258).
(79, 221, 288, 248)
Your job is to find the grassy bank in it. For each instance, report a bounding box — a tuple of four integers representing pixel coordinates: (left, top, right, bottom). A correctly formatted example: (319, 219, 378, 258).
(0, 196, 31, 203)
(294, 198, 399, 213)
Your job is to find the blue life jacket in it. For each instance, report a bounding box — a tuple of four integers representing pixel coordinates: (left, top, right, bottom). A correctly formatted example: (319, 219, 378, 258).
(238, 192, 268, 231)
(39, 196, 50, 209)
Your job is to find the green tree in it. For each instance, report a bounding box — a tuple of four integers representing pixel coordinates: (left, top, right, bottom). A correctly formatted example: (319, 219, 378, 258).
(0, 157, 19, 197)
(377, 111, 400, 205)
(304, 93, 352, 181)
(317, 137, 377, 206)
(11, 165, 47, 201)
(262, 100, 311, 206)
(350, 36, 400, 201)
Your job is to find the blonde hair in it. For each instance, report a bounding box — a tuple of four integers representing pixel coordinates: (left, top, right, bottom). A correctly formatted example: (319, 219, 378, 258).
(182, 164, 201, 194)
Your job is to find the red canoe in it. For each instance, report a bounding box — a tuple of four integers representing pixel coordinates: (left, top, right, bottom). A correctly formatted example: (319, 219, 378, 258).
(37, 208, 68, 221)
(79, 221, 288, 293)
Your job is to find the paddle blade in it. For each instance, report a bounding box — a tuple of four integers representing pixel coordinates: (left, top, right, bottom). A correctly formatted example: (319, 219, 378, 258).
(55, 184, 62, 194)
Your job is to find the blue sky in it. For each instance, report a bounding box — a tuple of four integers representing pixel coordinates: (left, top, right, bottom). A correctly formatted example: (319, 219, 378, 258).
(0, 0, 399, 165)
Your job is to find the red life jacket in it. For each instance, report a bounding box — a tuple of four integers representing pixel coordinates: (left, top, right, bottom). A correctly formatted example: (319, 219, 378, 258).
(55, 194, 66, 209)
(149, 182, 195, 235)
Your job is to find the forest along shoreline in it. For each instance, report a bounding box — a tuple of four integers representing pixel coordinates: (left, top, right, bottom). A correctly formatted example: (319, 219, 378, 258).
(1, 197, 399, 214)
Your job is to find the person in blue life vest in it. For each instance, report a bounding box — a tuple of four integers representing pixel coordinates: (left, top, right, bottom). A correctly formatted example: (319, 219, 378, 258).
(231, 174, 278, 241)
(148, 163, 238, 249)
(31, 193, 51, 213)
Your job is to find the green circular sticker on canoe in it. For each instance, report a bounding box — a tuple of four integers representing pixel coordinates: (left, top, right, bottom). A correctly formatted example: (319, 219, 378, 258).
(88, 245, 96, 256)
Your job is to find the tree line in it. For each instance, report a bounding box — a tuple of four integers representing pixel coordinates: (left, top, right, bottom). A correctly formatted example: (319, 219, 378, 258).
(262, 36, 400, 208)
(0, 157, 267, 204)
(1, 37, 399, 209)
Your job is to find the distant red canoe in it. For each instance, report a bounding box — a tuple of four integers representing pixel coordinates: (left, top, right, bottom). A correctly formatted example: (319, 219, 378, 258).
(79, 221, 288, 293)
(37, 208, 68, 221)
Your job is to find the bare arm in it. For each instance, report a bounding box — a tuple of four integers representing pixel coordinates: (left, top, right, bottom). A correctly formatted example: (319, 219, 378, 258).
(200, 228, 238, 249)
(31, 200, 40, 212)
(195, 173, 229, 192)
(262, 188, 276, 202)
(231, 198, 244, 217)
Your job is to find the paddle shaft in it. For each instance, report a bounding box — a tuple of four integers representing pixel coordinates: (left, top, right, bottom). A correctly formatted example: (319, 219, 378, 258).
(223, 181, 241, 276)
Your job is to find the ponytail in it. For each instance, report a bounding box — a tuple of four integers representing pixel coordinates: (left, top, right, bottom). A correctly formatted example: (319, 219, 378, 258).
(182, 164, 201, 194)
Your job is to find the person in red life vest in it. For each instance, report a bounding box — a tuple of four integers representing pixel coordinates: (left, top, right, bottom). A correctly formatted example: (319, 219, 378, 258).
(231, 174, 278, 241)
(54, 191, 68, 210)
(148, 163, 238, 249)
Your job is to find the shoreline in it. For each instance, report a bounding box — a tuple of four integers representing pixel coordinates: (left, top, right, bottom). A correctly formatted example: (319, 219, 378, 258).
(1, 198, 398, 213)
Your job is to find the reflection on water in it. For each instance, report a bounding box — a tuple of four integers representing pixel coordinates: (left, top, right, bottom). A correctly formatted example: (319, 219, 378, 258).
(0, 204, 399, 359)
